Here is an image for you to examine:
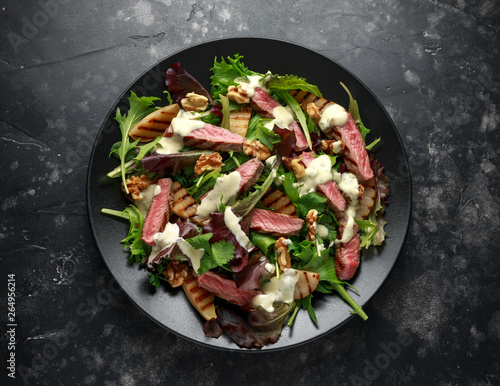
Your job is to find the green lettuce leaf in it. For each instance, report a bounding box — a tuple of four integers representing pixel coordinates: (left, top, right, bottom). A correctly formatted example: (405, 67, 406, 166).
(340, 82, 370, 142)
(101, 205, 151, 263)
(210, 54, 260, 101)
(267, 74, 322, 97)
(112, 92, 160, 193)
(246, 115, 282, 151)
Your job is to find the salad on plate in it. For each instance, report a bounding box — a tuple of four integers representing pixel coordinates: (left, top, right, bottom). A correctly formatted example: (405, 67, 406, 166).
(102, 54, 390, 349)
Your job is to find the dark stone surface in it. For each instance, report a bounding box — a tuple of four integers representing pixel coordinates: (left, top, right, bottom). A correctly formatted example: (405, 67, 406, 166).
(1, 0, 499, 385)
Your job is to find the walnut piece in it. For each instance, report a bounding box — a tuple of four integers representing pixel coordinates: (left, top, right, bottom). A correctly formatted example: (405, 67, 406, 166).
(181, 92, 209, 112)
(321, 139, 345, 154)
(306, 102, 321, 123)
(306, 209, 318, 242)
(275, 237, 291, 270)
(243, 139, 271, 161)
(123, 175, 154, 201)
(194, 152, 224, 175)
(227, 85, 250, 104)
(164, 260, 189, 288)
(290, 155, 306, 179)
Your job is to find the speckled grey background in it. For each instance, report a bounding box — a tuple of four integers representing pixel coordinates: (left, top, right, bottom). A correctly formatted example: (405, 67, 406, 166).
(1, 0, 499, 385)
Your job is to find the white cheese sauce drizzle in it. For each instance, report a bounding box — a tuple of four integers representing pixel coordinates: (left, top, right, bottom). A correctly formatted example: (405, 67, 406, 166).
(135, 184, 157, 217)
(155, 117, 205, 155)
(224, 206, 254, 251)
(318, 103, 348, 132)
(196, 171, 241, 219)
(147, 222, 180, 268)
(298, 154, 333, 197)
(250, 269, 300, 313)
(234, 74, 264, 97)
(333, 170, 359, 244)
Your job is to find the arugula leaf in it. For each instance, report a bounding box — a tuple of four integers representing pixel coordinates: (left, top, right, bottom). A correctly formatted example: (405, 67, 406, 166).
(134, 136, 162, 161)
(300, 244, 336, 283)
(287, 294, 317, 327)
(290, 239, 314, 264)
(275, 90, 312, 150)
(267, 74, 322, 97)
(297, 192, 327, 218)
(358, 199, 387, 249)
(340, 82, 370, 142)
(280, 172, 300, 205)
(101, 205, 151, 264)
(186, 233, 235, 275)
(113, 92, 160, 193)
(365, 137, 381, 151)
(187, 167, 222, 200)
(246, 115, 282, 151)
(222, 151, 250, 171)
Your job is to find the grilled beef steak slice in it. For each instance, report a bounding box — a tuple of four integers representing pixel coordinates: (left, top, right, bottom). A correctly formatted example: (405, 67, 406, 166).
(334, 215, 361, 280)
(141, 178, 173, 246)
(250, 208, 304, 237)
(184, 124, 245, 152)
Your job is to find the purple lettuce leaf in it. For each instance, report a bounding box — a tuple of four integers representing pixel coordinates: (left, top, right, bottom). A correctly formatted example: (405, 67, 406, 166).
(165, 62, 213, 103)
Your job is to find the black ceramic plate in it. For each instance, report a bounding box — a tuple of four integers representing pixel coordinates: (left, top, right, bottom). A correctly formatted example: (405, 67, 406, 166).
(87, 37, 411, 351)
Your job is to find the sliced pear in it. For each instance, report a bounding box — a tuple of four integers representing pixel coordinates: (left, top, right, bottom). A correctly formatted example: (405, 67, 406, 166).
(182, 269, 216, 321)
(129, 103, 180, 142)
(293, 269, 320, 299)
(229, 104, 252, 137)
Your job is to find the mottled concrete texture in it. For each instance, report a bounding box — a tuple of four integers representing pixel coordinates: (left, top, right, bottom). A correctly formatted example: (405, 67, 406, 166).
(1, 0, 499, 385)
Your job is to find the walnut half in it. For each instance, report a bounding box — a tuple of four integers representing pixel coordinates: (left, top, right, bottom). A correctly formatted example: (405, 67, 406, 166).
(227, 85, 250, 104)
(306, 209, 318, 242)
(243, 139, 271, 161)
(123, 175, 155, 200)
(164, 260, 189, 288)
(290, 155, 306, 179)
(194, 152, 224, 175)
(181, 92, 209, 112)
(275, 237, 291, 270)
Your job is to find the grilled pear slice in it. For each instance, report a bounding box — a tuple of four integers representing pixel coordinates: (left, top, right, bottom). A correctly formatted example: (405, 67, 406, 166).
(293, 269, 320, 299)
(129, 103, 180, 142)
(262, 188, 297, 217)
(182, 269, 216, 321)
(229, 104, 252, 137)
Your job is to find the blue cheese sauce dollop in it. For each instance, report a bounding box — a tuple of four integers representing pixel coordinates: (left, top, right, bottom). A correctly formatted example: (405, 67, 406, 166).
(234, 74, 265, 97)
(297, 154, 333, 196)
(147, 222, 180, 268)
(155, 117, 205, 155)
(224, 206, 254, 251)
(135, 183, 158, 217)
(250, 269, 300, 313)
(318, 103, 348, 132)
(333, 170, 359, 244)
(196, 171, 241, 219)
